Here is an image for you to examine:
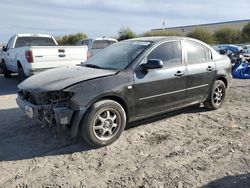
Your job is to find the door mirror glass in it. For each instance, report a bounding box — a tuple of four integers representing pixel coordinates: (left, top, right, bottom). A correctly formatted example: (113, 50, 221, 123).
(143, 59, 163, 70)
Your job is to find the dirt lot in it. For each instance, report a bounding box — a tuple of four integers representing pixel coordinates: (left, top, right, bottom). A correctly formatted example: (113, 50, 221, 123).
(0, 75, 249, 188)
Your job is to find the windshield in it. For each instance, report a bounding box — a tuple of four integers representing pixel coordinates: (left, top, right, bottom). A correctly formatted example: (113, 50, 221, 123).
(15, 37, 57, 48)
(83, 41, 151, 70)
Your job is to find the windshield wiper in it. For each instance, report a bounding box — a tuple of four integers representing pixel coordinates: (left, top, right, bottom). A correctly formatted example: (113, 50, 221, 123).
(84, 64, 102, 69)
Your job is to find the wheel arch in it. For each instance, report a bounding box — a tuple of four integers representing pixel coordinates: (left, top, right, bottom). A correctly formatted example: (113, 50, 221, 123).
(96, 95, 129, 120)
(216, 76, 228, 88)
(17, 60, 22, 68)
(70, 94, 130, 138)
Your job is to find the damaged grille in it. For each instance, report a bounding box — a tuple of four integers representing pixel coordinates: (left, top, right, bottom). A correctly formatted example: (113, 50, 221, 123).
(18, 89, 74, 126)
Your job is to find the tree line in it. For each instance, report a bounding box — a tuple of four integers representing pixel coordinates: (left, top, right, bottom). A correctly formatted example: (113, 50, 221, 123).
(56, 23, 250, 45)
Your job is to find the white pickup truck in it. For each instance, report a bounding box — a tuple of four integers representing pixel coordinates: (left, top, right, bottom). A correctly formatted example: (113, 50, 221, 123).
(1, 34, 88, 81)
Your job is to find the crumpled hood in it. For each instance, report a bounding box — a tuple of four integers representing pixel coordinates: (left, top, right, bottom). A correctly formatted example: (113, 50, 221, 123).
(18, 66, 118, 92)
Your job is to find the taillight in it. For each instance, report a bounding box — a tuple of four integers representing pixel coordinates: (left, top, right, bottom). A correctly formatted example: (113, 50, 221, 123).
(25, 50, 33, 63)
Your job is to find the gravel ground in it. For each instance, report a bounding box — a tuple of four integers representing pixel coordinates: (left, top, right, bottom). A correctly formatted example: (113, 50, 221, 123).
(0, 75, 249, 188)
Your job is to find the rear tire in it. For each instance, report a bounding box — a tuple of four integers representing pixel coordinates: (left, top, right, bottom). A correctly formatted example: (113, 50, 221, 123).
(204, 80, 226, 110)
(80, 100, 126, 147)
(3, 62, 11, 78)
(18, 66, 27, 82)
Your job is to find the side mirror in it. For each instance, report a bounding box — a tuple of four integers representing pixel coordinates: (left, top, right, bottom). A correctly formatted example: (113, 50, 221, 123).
(2, 46, 7, 52)
(142, 59, 163, 70)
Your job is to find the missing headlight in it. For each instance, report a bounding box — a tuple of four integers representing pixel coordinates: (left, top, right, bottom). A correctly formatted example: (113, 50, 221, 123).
(48, 91, 73, 104)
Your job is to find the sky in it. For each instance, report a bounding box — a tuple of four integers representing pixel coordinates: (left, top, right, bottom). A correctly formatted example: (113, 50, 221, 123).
(0, 0, 250, 43)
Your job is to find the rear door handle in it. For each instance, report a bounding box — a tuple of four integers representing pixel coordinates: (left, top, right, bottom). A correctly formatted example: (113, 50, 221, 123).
(207, 66, 213, 71)
(175, 71, 185, 77)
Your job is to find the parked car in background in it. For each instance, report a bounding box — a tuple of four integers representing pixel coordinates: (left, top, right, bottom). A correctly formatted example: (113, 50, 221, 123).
(243, 45, 250, 56)
(1, 34, 88, 81)
(17, 36, 231, 147)
(0, 46, 3, 74)
(76, 37, 117, 57)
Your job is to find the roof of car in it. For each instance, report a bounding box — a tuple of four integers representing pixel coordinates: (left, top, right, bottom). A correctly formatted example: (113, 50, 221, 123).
(15, 34, 53, 38)
(127, 36, 191, 42)
(80, 37, 118, 42)
(93, 37, 118, 41)
(126, 36, 221, 59)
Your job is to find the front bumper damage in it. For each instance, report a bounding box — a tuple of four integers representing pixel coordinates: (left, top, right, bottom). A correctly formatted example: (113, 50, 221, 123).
(16, 88, 88, 137)
(16, 96, 74, 125)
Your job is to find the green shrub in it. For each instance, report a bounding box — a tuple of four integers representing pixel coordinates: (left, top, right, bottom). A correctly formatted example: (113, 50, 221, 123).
(213, 28, 241, 44)
(117, 26, 136, 41)
(242, 22, 250, 42)
(187, 28, 215, 44)
(143, 30, 182, 37)
(56, 33, 88, 45)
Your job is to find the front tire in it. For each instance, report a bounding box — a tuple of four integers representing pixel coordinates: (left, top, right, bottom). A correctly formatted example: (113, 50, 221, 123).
(80, 100, 126, 147)
(204, 80, 226, 110)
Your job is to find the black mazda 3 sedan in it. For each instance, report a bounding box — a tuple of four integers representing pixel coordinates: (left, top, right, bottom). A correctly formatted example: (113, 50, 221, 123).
(17, 37, 232, 146)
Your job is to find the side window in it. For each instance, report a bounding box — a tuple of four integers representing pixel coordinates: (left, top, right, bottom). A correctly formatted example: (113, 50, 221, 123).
(6, 37, 13, 50)
(147, 41, 182, 65)
(205, 48, 212, 60)
(185, 40, 210, 64)
(15, 38, 26, 48)
(10, 37, 16, 49)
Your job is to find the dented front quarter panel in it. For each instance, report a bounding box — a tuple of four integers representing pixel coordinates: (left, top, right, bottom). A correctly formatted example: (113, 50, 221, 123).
(64, 70, 135, 120)
(63, 70, 135, 137)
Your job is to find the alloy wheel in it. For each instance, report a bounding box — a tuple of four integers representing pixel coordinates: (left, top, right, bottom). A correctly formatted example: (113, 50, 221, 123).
(213, 86, 224, 105)
(92, 109, 120, 141)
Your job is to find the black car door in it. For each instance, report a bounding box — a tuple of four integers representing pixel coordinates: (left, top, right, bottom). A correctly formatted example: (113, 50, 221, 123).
(183, 40, 216, 102)
(133, 41, 187, 117)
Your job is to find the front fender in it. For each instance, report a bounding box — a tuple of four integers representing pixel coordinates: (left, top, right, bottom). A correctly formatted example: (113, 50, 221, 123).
(64, 72, 134, 136)
(65, 72, 133, 110)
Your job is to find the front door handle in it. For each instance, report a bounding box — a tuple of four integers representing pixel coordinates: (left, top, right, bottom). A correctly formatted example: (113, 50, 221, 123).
(207, 66, 213, 71)
(175, 71, 185, 77)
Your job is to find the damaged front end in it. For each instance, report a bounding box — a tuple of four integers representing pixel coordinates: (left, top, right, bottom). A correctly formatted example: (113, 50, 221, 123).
(16, 90, 76, 128)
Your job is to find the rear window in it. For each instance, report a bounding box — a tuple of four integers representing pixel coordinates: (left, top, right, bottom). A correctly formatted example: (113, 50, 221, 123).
(15, 37, 57, 48)
(184, 40, 211, 64)
(92, 40, 116, 49)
